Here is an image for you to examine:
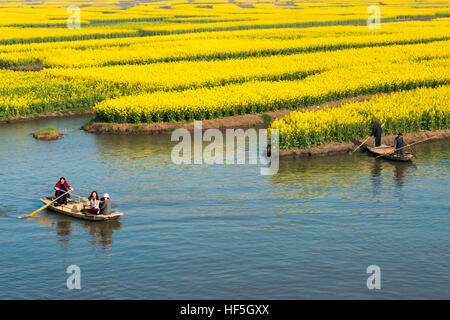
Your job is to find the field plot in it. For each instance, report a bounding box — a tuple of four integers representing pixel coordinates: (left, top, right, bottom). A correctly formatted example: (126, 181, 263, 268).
(270, 85, 450, 149)
(0, 0, 449, 147)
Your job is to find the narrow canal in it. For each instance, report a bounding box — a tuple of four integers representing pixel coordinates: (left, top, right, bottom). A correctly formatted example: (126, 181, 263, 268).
(0, 117, 448, 299)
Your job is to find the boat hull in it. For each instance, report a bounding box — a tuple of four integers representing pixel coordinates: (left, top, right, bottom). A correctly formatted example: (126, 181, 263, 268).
(40, 198, 123, 221)
(363, 144, 414, 162)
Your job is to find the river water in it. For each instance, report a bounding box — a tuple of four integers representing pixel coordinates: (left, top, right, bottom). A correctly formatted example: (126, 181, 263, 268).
(0, 116, 448, 299)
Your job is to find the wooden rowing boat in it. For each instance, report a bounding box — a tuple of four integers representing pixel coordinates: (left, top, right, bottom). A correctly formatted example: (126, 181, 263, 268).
(39, 197, 123, 221)
(363, 144, 414, 162)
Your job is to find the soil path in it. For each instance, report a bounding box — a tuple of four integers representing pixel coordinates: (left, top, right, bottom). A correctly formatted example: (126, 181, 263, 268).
(83, 93, 385, 134)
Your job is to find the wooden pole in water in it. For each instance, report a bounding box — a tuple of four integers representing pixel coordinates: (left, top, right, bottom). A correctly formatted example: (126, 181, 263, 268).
(25, 190, 72, 218)
(352, 136, 370, 153)
(408, 143, 418, 158)
(356, 123, 384, 153)
(373, 137, 432, 159)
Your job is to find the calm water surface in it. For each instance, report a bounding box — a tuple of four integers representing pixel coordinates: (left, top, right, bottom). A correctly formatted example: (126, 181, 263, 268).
(0, 117, 449, 299)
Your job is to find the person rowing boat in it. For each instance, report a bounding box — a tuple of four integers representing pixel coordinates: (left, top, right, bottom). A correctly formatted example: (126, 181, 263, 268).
(393, 133, 408, 158)
(54, 177, 73, 206)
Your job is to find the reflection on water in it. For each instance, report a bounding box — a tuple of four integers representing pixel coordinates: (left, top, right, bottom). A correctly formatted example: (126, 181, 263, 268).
(392, 162, 416, 188)
(268, 144, 448, 219)
(92, 134, 174, 166)
(371, 160, 383, 196)
(85, 220, 122, 248)
(29, 211, 122, 249)
(370, 159, 417, 190)
(274, 152, 423, 197)
(0, 116, 449, 299)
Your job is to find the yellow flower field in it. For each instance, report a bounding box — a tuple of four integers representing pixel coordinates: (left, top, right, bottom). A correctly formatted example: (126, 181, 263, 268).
(43, 40, 450, 91)
(1, 19, 449, 67)
(93, 61, 450, 122)
(270, 86, 450, 149)
(0, 0, 449, 144)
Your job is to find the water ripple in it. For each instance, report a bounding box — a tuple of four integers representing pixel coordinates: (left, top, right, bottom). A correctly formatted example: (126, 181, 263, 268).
(0, 117, 449, 299)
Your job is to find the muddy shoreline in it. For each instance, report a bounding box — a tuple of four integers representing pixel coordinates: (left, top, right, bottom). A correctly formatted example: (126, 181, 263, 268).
(0, 110, 93, 124)
(277, 129, 450, 159)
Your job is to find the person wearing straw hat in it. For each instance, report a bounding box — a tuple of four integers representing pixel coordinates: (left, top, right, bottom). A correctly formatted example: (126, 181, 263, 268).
(99, 193, 112, 215)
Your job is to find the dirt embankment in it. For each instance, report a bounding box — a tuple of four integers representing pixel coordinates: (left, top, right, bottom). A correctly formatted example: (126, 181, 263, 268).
(0, 65, 44, 72)
(0, 110, 93, 125)
(277, 129, 450, 159)
(83, 94, 385, 134)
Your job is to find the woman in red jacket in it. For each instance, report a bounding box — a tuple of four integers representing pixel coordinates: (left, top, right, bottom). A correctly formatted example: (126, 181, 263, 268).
(54, 177, 73, 206)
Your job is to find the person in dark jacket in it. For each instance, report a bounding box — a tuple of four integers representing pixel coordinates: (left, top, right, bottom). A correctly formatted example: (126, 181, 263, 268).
(54, 177, 73, 206)
(371, 120, 383, 147)
(394, 133, 407, 157)
(100, 193, 112, 215)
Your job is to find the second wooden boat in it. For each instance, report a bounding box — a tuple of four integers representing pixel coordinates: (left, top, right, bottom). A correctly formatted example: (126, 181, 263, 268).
(363, 144, 414, 162)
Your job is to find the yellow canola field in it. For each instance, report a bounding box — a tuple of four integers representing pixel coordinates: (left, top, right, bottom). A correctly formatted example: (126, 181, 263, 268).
(1, 19, 449, 67)
(43, 40, 450, 91)
(270, 86, 450, 149)
(93, 60, 450, 123)
(0, 69, 134, 117)
(1, 0, 450, 132)
(0, 27, 140, 45)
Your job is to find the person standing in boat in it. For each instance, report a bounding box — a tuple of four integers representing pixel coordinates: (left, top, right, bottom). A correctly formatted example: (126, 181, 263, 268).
(54, 177, 73, 206)
(371, 120, 383, 147)
(82, 191, 100, 215)
(394, 133, 407, 157)
(100, 193, 112, 215)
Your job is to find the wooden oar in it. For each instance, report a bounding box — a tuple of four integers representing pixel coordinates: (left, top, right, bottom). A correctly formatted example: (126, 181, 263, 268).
(71, 193, 89, 202)
(373, 137, 432, 159)
(24, 190, 72, 218)
(352, 136, 370, 153)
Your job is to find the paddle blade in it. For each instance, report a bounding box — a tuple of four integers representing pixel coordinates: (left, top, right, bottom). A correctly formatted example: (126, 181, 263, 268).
(25, 190, 71, 219)
(26, 201, 51, 217)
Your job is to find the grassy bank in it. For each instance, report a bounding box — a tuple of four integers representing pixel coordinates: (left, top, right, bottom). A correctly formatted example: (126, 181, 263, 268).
(32, 127, 60, 140)
(277, 129, 450, 158)
(269, 86, 450, 150)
